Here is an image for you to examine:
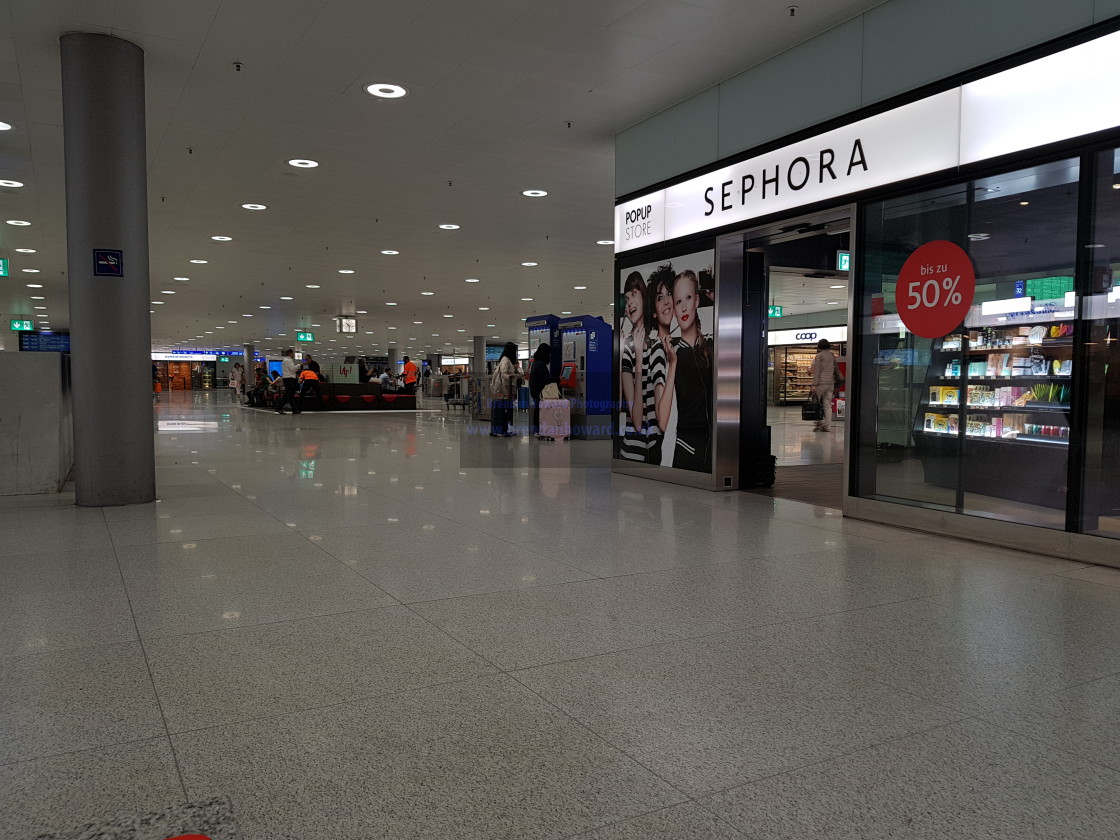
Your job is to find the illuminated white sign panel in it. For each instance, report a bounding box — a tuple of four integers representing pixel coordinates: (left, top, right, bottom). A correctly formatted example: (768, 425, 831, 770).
(767, 326, 848, 346)
(617, 30, 1120, 253)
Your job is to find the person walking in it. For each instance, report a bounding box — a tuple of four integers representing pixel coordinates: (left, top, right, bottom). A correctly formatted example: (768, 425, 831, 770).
(528, 343, 558, 437)
(276, 348, 301, 414)
(809, 338, 838, 432)
(229, 363, 243, 403)
(401, 356, 419, 395)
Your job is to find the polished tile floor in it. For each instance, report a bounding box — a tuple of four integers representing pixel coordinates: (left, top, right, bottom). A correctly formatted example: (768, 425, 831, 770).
(3, 393, 1120, 839)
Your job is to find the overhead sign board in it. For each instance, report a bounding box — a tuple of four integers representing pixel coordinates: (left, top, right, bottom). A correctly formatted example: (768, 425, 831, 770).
(767, 326, 848, 346)
(296, 331, 315, 342)
(0, 257, 8, 277)
(768, 305, 783, 318)
(616, 29, 1120, 253)
(10, 319, 33, 331)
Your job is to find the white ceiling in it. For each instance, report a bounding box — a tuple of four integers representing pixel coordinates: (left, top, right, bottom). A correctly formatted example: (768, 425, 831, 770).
(0, 0, 882, 357)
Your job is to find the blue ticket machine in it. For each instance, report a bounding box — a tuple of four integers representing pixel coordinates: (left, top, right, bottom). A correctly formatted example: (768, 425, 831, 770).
(559, 315, 613, 438)
(525, 314, 562, 378)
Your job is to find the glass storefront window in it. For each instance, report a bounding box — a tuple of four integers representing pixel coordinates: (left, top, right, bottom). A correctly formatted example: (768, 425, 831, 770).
(857, 159, 1080, 529)
(1080, 149, 1120, 540)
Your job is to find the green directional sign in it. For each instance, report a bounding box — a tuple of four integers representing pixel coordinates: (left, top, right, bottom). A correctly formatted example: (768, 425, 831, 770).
(296, 331, 314, 342)
(768, 305, 783, 318)
(0, 258, 8, 277)
(218, 355, 231, 362)
(10, 319, 33, 331)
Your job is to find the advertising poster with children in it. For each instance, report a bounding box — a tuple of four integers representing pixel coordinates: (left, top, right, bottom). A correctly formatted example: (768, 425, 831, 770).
(615, 249, 716, 473)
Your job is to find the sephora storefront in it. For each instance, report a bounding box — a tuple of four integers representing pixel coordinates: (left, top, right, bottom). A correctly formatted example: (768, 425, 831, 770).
(613, 21, 1120, 564)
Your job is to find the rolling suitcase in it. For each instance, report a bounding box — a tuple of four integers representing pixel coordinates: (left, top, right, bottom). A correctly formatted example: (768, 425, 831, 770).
(538, 399, 571, 441)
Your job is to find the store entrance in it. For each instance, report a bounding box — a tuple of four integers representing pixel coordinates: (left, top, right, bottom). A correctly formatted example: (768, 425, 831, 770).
(734, 207, 852, 508)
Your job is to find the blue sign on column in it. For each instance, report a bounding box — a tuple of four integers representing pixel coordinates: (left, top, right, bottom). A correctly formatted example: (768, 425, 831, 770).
(93, 249, 124, 276)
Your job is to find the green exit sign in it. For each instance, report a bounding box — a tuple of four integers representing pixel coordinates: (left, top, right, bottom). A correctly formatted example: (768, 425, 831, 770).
(218, 356, 231, 362)
(296, 331, 314, 342)
(836, 251, 851, 272)
(768, 305, 783, 318)
(0, 258, 8, 277)
(10, 319, 34, 331)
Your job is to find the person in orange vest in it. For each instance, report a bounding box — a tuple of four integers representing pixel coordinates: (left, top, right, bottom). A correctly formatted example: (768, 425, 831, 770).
(298, 364, 322, 410)
(401, 356, 419, 395)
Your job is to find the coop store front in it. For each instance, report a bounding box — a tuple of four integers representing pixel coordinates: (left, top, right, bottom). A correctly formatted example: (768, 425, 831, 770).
(614, 22, 1120, 564)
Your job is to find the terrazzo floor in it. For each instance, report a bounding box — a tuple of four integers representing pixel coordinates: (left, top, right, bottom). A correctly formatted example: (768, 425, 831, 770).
(3, 392, 1120, 839)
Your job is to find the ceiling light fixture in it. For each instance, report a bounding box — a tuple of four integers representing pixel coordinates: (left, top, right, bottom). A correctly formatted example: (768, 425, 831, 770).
(521, 262, 538, 267)
(14, 248, 35, 253)
(0, 122, 11, 130)
(386, 301, 398, 306)
(464, 277, 479, 283)
(211, 235, 232, 241)
(160, 290, 175, 295)
(281, 295, 294, 300)
(438, 224, 459, 230)
(478, 306, 490, 310)
(0, 179, 24, 187)
(259, 305, 272, 309)
(381, 249, 399, 255)
(421, 291, 434, 296)
(827, 301, 840, 305)
(21, 268, 39, 273)
(305, 284, 320, 289)
(364, 83, 408, 99)
(560, 311, 572, 315)
(596, 240, 614, 245)
(829, 284, 846, 289)
(573, 285, 587, 290)
(338, 269, 355, 274)
(242, 203, 267, 210)
(173, 276, 189, 281)
(189, 259, 208, 264)
(521, 297, 533, 301)
(443, 314, 453, 318)
(356, 310, 367, 314)
(522, 189, 547, 197)
(288, 159, 318, 168)
(5, 219, 30, 226)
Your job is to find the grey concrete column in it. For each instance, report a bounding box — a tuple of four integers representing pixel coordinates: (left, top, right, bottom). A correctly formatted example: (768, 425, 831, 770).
(243, 344, 255, 376)
(62, 33, 154, 506)
(388, 348, 399, 369)
(472, 336, 486, 379)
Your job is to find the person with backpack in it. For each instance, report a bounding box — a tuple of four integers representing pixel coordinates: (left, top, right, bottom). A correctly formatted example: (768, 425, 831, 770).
(528, 343, 559, 438)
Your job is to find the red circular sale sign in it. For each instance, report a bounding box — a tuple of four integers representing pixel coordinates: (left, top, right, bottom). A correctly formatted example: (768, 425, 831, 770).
(895, 240, 976, 339)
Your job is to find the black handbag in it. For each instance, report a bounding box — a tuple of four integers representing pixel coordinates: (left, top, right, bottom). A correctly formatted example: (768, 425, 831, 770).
(802, 395, 824, 421)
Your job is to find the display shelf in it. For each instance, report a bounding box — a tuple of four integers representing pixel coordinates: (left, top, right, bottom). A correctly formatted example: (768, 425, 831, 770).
(912, 321, 1074, 510)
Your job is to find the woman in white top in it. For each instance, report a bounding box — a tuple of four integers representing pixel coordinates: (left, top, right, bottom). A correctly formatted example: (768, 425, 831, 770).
(229, 363, 243, 403)
(490, 342, 521, 437)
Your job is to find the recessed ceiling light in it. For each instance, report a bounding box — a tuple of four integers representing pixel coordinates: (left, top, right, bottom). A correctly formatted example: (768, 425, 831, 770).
(30, 295, 44, 300)
(160, 290, 175, 294)
(596, 240, 614, 245)
(522, 190, 547, 197)
(521, 297, 533, 301)
(211, 235, 232, 241)
(242, 314, 253, 317)
(364, 83, 408, 99)
(259, 305, 271, 309)
(827, 301, 840, 305)
(485, 324, 496, 328)
(0, 179, 24, 188)
(21, 268, 39, 273)
(464, 278, 479, 283)
(14, 248, 35, 253)
(386, 301, 398, 306)
(227, 320, 237, 324)
(443, 314, 453, 318)
(521, 262, 538, 267)
(573, 285, 587, 290)
(1086, 243, 1106, 248)
(5, 220, 30, 226)
(492, 335, 499, 338)
(381, 250, 399, 255)
(829, 284, 846, 289)
(305, 284, 320, 289)
(338, 269, 355, 274)
(1019, 201, 1029, 206)
(478, 306, 490, 311)
(242, 203, 267, 210)
(149, 301, 164, 305)
(288, 159, 318, 168)
(173, 276, 189, 282)
(26, 283, 42, 288)
(0, 122, 11, 131)
(356, 310, 367, 314)
(413, 320, 423, 324)
(457, 329, 465, 332)
(388, 326, 397, 329)
(311, 323, 322, 327)
(189, 259, 207, 264)
(280, 296, 294, 300)
(438, 224, 459, 230)
(560, 310, 572, 315)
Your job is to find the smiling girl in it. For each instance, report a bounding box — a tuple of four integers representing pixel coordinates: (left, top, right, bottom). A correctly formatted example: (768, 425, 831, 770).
(619, 271, 650, 460)
(662, 269, 713, 472)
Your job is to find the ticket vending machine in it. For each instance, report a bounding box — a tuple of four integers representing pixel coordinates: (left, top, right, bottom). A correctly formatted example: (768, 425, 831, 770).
(525, 314, 562, 378)
(559, 315, 613, 439)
